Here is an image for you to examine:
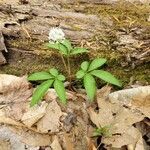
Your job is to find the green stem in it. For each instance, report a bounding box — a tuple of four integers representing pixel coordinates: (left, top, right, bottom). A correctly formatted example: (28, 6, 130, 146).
(60, 54, 68, 75)
(67, 56, 72, 87)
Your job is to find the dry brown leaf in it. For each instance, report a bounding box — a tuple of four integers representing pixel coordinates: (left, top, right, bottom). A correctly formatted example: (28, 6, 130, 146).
(4, 102, 28, 121)
(103, 127, 142, 148)
(50, 136, 62, 150)
(45, 89, 77, 102)
(97, 86, 112, 108)
(9, 126, 52, 147)
(89, 86, 146, 148)
(21, 102, 48, 127)
(0, 139, 11, 150)
(134, 133, 145, 150)
(0, 74, 32, 120)
(110, 108, 144, 134)
(0, 109, 24, 127)
(132, 94, 150, 118)
(88, 86, 114, 127)
(86, 137, 97, 150)
(88, 107, 113, 128)
(64, 133, 74, 150)
(89, 86, 144, 130)
(0, 74, 32, 103)
(108, 86, 150, 107)
(36, 100, 63, 133)
(108, 86, 150, 119)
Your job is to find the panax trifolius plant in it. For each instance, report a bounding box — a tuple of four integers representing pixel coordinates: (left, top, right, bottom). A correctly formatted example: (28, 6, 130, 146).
(76, 59, 122, 101)
(28, 28, 87, 106)
(47, 27, 88, 83)
(28, 68, 66, 106)
(28, 27, 122, 106)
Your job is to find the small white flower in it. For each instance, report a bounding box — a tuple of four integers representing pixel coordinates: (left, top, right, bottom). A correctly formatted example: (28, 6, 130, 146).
(49, 27, 65, 42)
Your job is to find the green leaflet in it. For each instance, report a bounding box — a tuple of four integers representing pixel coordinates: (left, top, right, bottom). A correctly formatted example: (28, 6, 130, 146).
(30, 80, 54, 107)
(57, 74, 66, 81)
(90, 70, 122, 87)
(88, 58, 107, 71)
(83, 74, 96, 101)
(28, 71, 53, 81)
(76, 70, 85, 79)
(81, 61, 89, 71)
(58, 43, 68, 55)
(54, 79, 66, 104)
(49, 68, 59, 77)
(47, 42, 68, 55)
(47, 42, 59, 50)
(60, 39, 72, 52)
(71, 47, 88, 55)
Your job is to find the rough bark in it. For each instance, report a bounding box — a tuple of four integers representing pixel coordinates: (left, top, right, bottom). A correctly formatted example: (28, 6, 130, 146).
(0, 0, 111, 64)
(0, 31, 7, 65)
(0, 1, 106, 40)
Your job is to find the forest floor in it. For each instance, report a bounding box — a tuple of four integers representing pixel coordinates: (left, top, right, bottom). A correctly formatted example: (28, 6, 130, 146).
(0, 0, 150, 150)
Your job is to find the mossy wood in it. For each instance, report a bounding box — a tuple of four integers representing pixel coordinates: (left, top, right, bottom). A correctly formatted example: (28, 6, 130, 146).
(0, 0, 149, 85)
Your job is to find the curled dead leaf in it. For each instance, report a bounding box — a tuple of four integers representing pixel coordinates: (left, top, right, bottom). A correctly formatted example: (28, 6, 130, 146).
(0, 74, 32, 121)
(9, 126, 52, 147)
(21, 102, 48, 127)
(86, 137, 97, 150)
(50, 136, 62, 150)
(36, 100, 63, 133)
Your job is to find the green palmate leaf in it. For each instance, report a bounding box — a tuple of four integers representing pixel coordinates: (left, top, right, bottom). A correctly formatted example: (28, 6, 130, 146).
(47, 42, 59, 50)
(57, 74, 66, 81)
(88, 58, 107, 72)
(49, 68, 59, 77)
(28, 71, 53, 81)
(58, 43, 68, 55)
(54, 79, 66, 104)
(81, 61, 89, 71)
(83, 74, 96, 101)
(30, 80, 54, 107)
(60, 39, 72, 52)
(76, 70, 85, 79)
(90, 70, 122, 87)
(71, 47, 88, 55)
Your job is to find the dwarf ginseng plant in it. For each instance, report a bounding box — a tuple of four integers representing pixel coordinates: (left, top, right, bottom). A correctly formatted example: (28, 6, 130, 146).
(47, 28, 88, 84)
(76, 59, 122, 101)
(28, 27, 122, 106)
(28, 68, 66, 106)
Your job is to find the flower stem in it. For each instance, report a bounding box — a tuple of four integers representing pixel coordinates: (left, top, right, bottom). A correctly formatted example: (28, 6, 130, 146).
(60, 54, 68, 75)
(67, 56, 71, 85)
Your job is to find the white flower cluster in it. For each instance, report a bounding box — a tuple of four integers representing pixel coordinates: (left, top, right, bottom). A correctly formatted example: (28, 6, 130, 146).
(49, 27, 65, 42)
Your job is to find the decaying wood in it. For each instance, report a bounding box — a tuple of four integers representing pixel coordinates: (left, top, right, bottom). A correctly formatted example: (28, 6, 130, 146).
(0, 52, 6, 65)
(0, 31, 7, 65)
(0, 0, 112, 65)
(0, 0, 149, 70)
(0, 1, 105, 41)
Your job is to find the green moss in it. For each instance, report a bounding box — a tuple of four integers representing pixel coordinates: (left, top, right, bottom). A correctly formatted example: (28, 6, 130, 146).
(7, 38, 42, 50)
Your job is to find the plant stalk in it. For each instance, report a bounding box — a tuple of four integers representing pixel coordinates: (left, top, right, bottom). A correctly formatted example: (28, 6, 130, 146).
(60, 54, 68, 75)
(67, 56, 71, 84)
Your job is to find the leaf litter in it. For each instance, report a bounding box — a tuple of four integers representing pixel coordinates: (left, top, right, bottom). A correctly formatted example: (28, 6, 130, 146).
(0, 74, 149, 149)
(89, 86, 150, 149)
